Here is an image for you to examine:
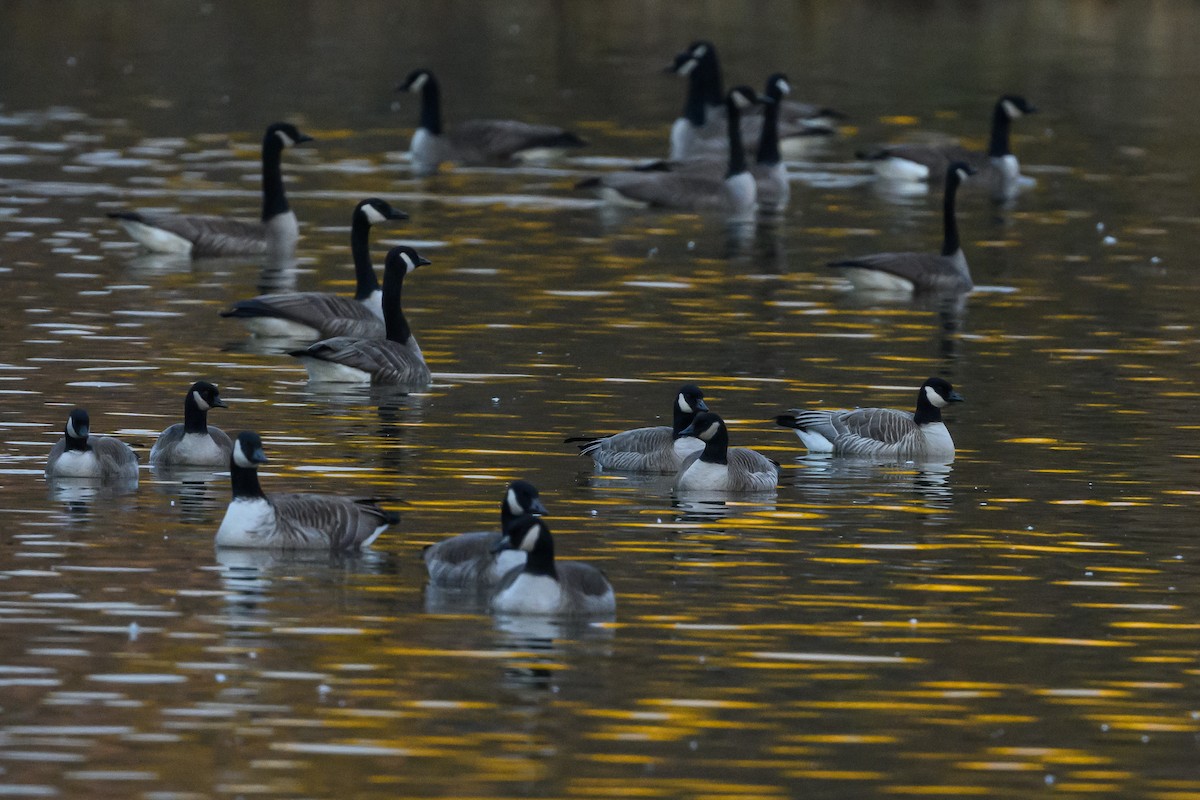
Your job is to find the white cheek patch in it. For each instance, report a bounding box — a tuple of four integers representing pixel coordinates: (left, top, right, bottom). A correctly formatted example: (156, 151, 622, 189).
(192, 390, 211, 411)
(1002, 99, 1021, 119)
(777, 79, 791, 96)
(677, 58, 698, 76)
(692, 44, 709, 59)
(701, 421, 721, 440)
(409, 72, 429, 92)
(275, 130, 297, 148)
(506, 488, 522, 516)
(400, 252, 417, 272)
(677, 394, 691, 413)
(733, 92, 754, 110)
(363, 204, 388, 225)
(66, 418, 85, 439)
(955, 167, 970, 182)
(925, 386, 948, 408)
(518, 524, 542, 552)
(233, 440, 263, 469)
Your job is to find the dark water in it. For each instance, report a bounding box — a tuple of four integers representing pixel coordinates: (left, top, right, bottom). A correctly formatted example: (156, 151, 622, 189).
(3, 2, 1200, 798)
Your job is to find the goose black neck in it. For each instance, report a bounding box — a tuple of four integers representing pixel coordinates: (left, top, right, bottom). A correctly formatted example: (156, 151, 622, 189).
(725, 97, 748, 178)
(756, 95, 782, 166)
(672, 403, 698, 437)
(914, 389, 943, 425)
(419, 77, 443, 135)
(350, 213, 381, 300)
(988, 101, 1012, 158)
(381, 265, 412, 344)
(700, 52, 724, 111)
(183, 394, 210, 435)
(230, 460, 266, 500)
(65, 433, 90, 452)
(941, 172, 962, 257)
(682, 68, 708, 127)
(260, 133, 289, 222)
(699, 424, 730, 465)
(522, 528, 558, 578)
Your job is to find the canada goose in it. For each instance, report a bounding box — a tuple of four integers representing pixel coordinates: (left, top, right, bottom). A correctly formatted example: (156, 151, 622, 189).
(289, 245, 432, 387)
(859, 95, 1037, 191)
(215, 431, 400, 550)
(149, 381, 233, 468)
(775, 377, 964, 460)
(220, 198, 407, 339)
(829, 162, 974, 293)
(490, 515, 615, 617)
(578, 87, 760, 221)
(108, 122, 314, 257)
(45, 408, 139, 481)
(423, 480, 548, 589)
(565, 384, 707, 473)
(667, 41, 841, 161)
(675, 412, 779, 492)
(397, 68, 586, 176)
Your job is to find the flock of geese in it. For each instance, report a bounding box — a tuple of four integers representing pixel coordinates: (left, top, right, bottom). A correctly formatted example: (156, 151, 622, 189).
(42, 40, 1027, 617)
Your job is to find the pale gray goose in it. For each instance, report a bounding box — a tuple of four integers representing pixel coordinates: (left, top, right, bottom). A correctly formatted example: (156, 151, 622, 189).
(149, 381, 233, 468)
(675, 412, 779, 492)
(220, 198, 406, 339)
(423, 480, 548, 589)
(829, 162, 974, 293)
(565, 384, 707, 473)
(398, 68, 585, 176)
(289, 245, 432, 388)
(215, 431, 400, 551)
(775, 377, 964, 460)
(45, 408, 139, 482)
(490, 515, 615, 617)
(108, 122, 313, 258)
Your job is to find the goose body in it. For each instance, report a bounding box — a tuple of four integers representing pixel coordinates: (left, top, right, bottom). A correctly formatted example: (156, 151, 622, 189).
(830, 162, 974, 293)
(290, 245, 432, 388)
(567, 384, 707, 473)
(149, 381, 233, 468)
(45, 408, 139, 481)
(674, 412, 779, 492)
(860, 95, 1036, 195)
(490, 516, 615, 617)
(108, 123, 313, 258)
(215, 431, 399, 551)
(398, 69, 585, 176)
(221, 199, 406, 339)
(775, 377, 964, 460)
(423, 480, 548, 589)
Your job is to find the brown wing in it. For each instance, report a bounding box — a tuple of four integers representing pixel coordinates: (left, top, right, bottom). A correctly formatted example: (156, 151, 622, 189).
(298, 337, 431, 386)
(227, 293, 384, 339)
(271, 494, 398, 551)
(829, 252, 970, 293)
(728, 447, 779, 491)
(449, 120, 584, 163)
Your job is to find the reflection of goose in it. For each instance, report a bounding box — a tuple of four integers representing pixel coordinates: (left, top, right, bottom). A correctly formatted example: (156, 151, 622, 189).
(45, 408, 139, 482)
(491, 516, 615, 617)
(289, 245, 432, 388)
(215, 432, 400, 551)
(566, 384, 707, 473)
(829, 162, 974, 294)
(108, 122, 313, 257)
(423, 480, 548, 589)
(149, 381, 232, 468)
(775, 377, 963, 460)
(675, 412, 779, 492)
(220, 199, 406, 339)
(398, 68, 586, 176)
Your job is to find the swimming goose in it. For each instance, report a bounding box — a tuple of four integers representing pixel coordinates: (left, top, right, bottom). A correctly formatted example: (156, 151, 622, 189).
(775, 377, 964, 460)
(490, 515, 615, 617)
(859, 95, 1037, 192)
(45, 408, 139, 481)
(289, 245, 432, 388)
(215, 431, 400, 550)
(566, 384, 707, 473)
(397, 68, 586, 176)
(829, 162, 974, 293)
(423, 480, 548, 589)
(579, 87, 760, 221)
(108, 122, 314, 258)
(149, 381, 233, 468)
(220, 198, 407, 339)
(675, 412, 779, 492)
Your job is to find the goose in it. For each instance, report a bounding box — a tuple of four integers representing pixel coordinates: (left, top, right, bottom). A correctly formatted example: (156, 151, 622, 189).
(108, 122, 314, 257)
(565, 384, 707, 473)
(829, 162, 974, 293)
(859, 95, 1037, 191)
(423, 480, 548, 589)
(149, 381, 233, 468)
(397, 68, 586, 176)
(490, 515, 615, 617)
(215, 431, 400, 550)
(219, 198, 407, 339)
(578, 86, 760, 221)
(775, 377, 964, 460)
(45, 408, 139, 481)
(289, 245, 432, 388)
(675, 412, 779, 492)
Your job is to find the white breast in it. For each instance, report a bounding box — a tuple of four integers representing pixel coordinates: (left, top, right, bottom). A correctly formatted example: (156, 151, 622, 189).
(216, 498, 276, 547)
(492, 573, 564, 615)
(994, 153, 1021, 181)
(677, 459, 730, 491)
(265, 211, 299, 251)
(672, 436, 704, 465)
(361, 290, 384, 320)
(488, 550, 526, 584)
(173, 433, 227, 466)
(916, 422, 955, 459)
(873, 157, 930, 182)
(723, 171, 758, 220)
(48, 450, 100, 478)
(410, 128, 440, 175)
(669, 118, 696, 161)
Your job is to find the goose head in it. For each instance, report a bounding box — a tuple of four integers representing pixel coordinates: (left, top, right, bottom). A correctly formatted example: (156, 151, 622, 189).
(64, 408, 90, 448)
(384, 245, 431, 276)
(398, 69, 436, 94)
(506, 480, 548, 518)
(232, 431, 269, 469)
(920, 377, 965, 410)
(679, 411, 726, 442)
(677, 384, 708, 415)
(999, 95, 1038, 119)
(355, 198, 408, 226)
(188, 381, 228, 412)
(265, 122, 314, 149)
(764, 73, 791, 102)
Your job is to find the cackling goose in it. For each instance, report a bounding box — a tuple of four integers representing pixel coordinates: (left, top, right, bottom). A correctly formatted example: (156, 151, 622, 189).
(675, 412, 779, 492)
(45, 408, 139, 482)
(149, 381, 233, 468)
(566, 384, 707, 473)
(490, 515, 615, 617)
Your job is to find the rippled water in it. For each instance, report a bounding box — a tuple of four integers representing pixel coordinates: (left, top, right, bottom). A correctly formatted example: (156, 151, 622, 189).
(3, 2, 1200, 798)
